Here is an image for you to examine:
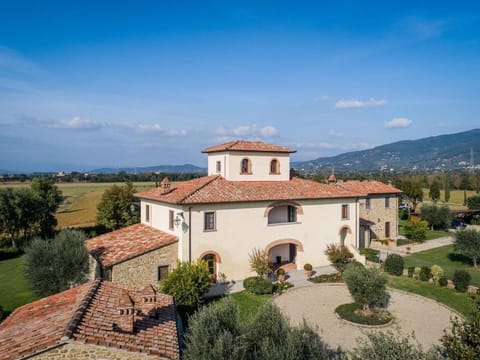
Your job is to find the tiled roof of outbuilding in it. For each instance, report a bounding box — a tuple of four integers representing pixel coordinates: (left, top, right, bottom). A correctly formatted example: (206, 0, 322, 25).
(136, 175, 364, 204)
(0, 281, 180, 360)
(339, 180, 402, 195)
(85, 223, 178, 267)
(202, 140, 296, 153)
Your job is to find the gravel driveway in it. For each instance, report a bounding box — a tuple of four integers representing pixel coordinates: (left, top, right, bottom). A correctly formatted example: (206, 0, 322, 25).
(273, 284, 459, 351)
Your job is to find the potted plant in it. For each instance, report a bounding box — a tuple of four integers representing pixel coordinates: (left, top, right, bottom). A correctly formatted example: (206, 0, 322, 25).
(304, 263, 313, 277)
(277, 268, 286, 282)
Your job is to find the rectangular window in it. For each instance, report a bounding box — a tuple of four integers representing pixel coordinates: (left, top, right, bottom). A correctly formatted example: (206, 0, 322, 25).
(385, 221, 391, 238)
(341, 204, 349, 220)
(169, 210, 174, 230)
(157, 265, 169, 281)
(204, 211, 216, 231)
(216, 161, 221, 173)
(145, 205, 150, 222)
(385, 197, 390, 208)
(365, 198, 371, 210)
(287, 205, 297, 222)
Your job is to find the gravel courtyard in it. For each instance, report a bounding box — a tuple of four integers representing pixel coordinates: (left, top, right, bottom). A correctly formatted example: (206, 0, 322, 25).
(273, 284, 459, 351)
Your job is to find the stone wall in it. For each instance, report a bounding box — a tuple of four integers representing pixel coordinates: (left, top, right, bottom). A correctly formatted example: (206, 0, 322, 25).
(111, 242, 178, 287)
(33, 342, 168, 359)
(359, 195, 398, 242)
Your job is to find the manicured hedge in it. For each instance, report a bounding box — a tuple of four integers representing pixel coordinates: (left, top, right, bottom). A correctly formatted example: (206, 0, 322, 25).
(384, 254, 404, 276)
(453, 270, 471, 292)
(243, 276, 274, 295)
(309, 272, 343, 283)
(335, 303, 392, 326)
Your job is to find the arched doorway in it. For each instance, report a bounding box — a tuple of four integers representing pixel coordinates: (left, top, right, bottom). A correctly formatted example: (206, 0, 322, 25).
(265, 239, 304, 269)
(339, 226, 352, 246)
(200, 251, 221, 283)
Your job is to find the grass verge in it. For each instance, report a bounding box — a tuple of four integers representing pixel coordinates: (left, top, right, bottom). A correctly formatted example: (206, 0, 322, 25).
(0, 256, 38, 319)
(403, 245, 480, 286)
(386, 275, 475, 317)
(229, 291, 271, 324)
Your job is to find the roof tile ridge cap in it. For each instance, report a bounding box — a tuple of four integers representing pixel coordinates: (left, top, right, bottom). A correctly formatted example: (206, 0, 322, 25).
(178, 175, 220, 204)
(227, 140, 240, 150)
(62, 279, 102, 340)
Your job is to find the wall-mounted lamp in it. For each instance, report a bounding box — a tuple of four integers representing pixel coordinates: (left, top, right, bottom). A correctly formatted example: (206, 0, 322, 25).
(175, 212, 184, 227)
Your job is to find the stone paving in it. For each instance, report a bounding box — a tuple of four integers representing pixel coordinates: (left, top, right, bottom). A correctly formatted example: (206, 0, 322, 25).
(273, 283, 459, 351)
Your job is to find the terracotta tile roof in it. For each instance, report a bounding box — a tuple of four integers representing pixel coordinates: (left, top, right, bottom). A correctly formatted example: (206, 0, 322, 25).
(72, 281, 179, 359)
(202, 140, 296, 153)
(0, 281, 179, 360)
(85, 223, 178, 267)
(136, 175, 364, 204)
(339, 180, 402, 195)
(0, 282, 94, 360)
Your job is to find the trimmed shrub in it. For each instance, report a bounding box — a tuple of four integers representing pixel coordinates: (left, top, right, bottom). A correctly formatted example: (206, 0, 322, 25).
(384, 254, 404, 276)
(414, 267, 421, 280)
(419, 266, 432, 282)
(403, 219, 428, 242)
(277, 268, 285, 276)
(430, 265, 444, 285)
(303, 263, 313, 271)
(453, 270, 471, 292)
(360, 248, 380, 262)
(273, 281, 294, 294)
(324, 243, 354, 272)
(243, 276, 274, 295)
(407, 266, 415, 278)
(439, 276, 448, 287)
(309, 272, 343, 283)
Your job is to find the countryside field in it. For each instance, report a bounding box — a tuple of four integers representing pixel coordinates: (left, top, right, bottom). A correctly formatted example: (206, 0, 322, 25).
(0, 181, 156, 228)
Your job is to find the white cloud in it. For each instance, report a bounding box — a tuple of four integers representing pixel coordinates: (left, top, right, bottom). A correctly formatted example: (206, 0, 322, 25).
(131, 123, 187, 136)
(215, 124, 278, 138)
(328, 129, 344, 138)
(314, 95, 329, 102)
(384, 118, 412, 128)
(334, 98, 387, 109)
(293, 141, 375, 151)
(52, 117, 103, 130)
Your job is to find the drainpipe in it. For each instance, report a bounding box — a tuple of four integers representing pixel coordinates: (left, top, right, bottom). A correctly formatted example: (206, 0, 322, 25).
(188, 206, 192, 263)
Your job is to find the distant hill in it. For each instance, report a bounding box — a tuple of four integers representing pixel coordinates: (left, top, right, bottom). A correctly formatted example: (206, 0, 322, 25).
(90, 164, 206, 174)
(293, 129, 480, 173)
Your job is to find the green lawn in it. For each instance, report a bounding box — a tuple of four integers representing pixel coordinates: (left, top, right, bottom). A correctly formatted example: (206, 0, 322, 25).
(387, 275, 475, 317)
(0, 256, 38, 318)
(229, 291, 271, 324)
(404, 245, 480, 286)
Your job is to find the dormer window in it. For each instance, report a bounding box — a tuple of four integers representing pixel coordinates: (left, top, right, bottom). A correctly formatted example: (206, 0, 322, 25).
(270, 159, 280, 174)
(216, 161, 221, 173)
(240, 158, 252, 174)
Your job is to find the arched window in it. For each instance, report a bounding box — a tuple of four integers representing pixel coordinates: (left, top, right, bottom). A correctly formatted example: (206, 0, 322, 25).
(268, 205, 297, 224)
(270, 159, 280, 174)
(241, 158, 252, 174)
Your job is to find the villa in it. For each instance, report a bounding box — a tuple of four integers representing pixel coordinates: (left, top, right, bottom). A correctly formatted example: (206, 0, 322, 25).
(86, 140, 401, 285)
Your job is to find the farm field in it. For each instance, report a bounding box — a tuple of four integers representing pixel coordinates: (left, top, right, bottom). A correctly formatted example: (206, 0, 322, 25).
(403, 244, 480, 286)
(0, 181, 156, 228)
(421, 188, 476, 209)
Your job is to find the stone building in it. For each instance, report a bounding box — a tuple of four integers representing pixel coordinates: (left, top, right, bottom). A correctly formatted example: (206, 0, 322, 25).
(0, 280, 180, 360)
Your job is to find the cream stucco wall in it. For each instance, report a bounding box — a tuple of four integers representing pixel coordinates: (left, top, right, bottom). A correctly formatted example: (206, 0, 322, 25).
(207, 151, 290, 181)
(173, 198, 358, 280)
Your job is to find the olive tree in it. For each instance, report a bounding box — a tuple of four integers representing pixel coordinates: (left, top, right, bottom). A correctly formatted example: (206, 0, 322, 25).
(454, 229, 480, 267)
(97, 181, 139, 230)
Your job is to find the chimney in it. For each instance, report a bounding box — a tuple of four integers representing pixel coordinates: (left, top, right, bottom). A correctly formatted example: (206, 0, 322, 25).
(160, 177, 171, 194)
(328, 174, 337, 184)
(116, 292, 135, 333)
(140, 284, 157, 318)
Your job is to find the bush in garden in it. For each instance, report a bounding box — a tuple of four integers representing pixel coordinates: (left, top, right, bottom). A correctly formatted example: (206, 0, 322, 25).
(407, 266, 415, 278)
(248, 248, 272, 278)
(384, 254, 404, 276)
(403, 219, 428, 242)
(419, 266, 432, 282)
(243, 276, 274, 295)
(439, 276, 448, 287)
(414, 267, 421, 280)
(430, 265, 444, 285)
(160, 260, 211, 308)
(453, 270, 471, 292)
(324, 243, 354, 272)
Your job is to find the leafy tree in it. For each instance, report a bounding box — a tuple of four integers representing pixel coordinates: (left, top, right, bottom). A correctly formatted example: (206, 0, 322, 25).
(441, 302, 480, 358)
(13, 188, 42, 246)
(0, 188, 20, 247)
(160, 260, 211, 308)
(444, 176, 450, 203)
(24, 229, 89, 297)
(183, 298, 331, 360)
(350, 330, 438, 360)
(468, 195, 480, 210)
(30, 178, 62, 238)
(343, 262, 388, 312)
(429, 182, 440, 203)
(454, 229, 480, 267)
(97, 181, 139, 230)
(401, 181, 423, 211)
(248, 248, 272, 278)
(420, 204, 451, 230)
(403, 219, 428, 242)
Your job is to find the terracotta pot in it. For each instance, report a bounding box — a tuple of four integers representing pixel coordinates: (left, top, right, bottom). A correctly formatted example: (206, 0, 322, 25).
(305, 270, 313, 277)
(278, 274, 285, 282)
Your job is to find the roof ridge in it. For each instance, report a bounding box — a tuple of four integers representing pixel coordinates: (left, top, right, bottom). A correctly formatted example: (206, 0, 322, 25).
(178, 175, 221, 204)
(62, 279, 102, 340)
(227, 140, 240, 150)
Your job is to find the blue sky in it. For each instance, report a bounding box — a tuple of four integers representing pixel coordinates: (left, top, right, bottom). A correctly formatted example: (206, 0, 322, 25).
(1, 1, 479, 171)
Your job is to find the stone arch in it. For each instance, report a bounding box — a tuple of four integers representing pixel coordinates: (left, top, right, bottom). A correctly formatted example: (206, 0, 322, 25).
(338, 225, 352, 235)
(265, 238, 304, 254)
(240, 158, 252, 174)
(198, 250, 222, 263)
(264, 200, 304, 217)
